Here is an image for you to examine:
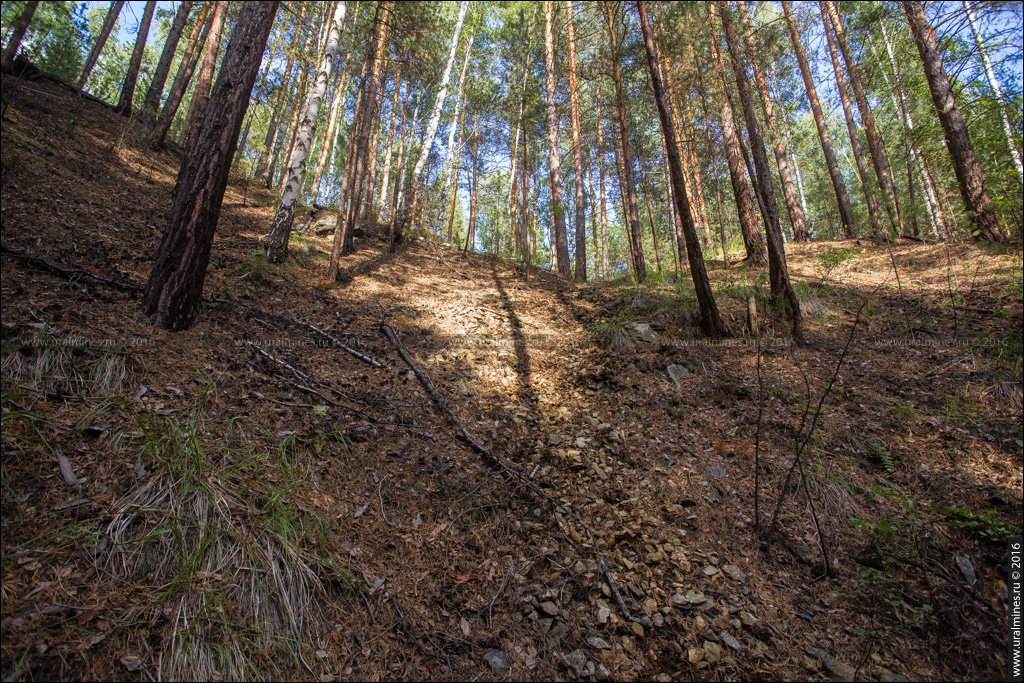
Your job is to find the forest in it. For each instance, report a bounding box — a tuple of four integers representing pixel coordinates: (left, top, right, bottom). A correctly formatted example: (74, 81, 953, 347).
(0, 0, 1021, 680)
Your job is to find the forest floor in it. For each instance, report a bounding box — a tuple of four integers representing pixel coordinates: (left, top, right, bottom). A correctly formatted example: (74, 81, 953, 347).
(1, 75, 1022, 683)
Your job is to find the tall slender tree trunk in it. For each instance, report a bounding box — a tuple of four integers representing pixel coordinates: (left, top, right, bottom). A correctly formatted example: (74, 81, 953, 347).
(183, 0, 228, 152)
(903, 0, 1006, 242)
(360, 69, 388, 219)
(565, 0, 587, 281)
(818, 2, 876, 237)
(446, 90, 466, 242)
(694, 67, 730, 266)
(736, 1, 809, 242)
(823, 1, 903, 238)
(1, 0, 39, 71)
(542, 1, 571, 276)
(703, 10, 764, 265)
(310, 54, 351, 205)
(964, 1, 1022, 185)
(595, 91, 611, 280)
(255, 48, 295, 179)
(717, 1, 802, 342)
(149, 4, 211, 150)
(873, 27, 945, 239)
(587, 157, 600, 279)
(143, 2, 279, 331)
(639, 1, 720, 336)
(396, 0, 469, 245)
(465, 111, 480, 254)
(277, 64, 311, 194)
(376, 73, 404, 222)
(782, 1, 857, 239)
(335, 1, 388, 263)
(115, 0, 156, 117)
(265, 1, 349, 263)
(143, 0, 193, 121)
(604, 2, 645, 282)
(76, 1, 122, 90)
(443, 33, 475, 221)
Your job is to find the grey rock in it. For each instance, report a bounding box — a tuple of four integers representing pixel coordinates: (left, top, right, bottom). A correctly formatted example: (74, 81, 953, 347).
(626, 321, 660, 343)
(587, 636, 611, 650)
(804, 645, 856, 682)
(722, 564, 747, 582)
(703, 640, 722, 663)
(720, 631, 743, 651)
(666, 364, 690, 389)
(539, 601, 559, 616)
(954, 555, 976, 584)
(310, 215, 336, 236)
(484, 649, 510, 673)
(709, 466, 727, 479)
(563, 649, 588, 676)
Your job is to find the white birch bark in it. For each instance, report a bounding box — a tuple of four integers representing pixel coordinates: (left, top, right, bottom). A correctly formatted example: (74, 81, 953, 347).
(396, 0, 468, 222)
(265, 1, 348, 262)
(964, 1, 1022, 184)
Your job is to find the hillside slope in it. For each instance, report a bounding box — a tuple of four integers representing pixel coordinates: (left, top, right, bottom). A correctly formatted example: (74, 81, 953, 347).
(2, 74, 1022, 681)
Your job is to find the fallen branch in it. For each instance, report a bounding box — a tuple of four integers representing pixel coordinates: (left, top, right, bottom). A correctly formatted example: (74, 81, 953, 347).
(381, 321, 653, 629)
(381, 323, 495, 463)
(1, 241, 141, 293)
(294, 317, 383, 368)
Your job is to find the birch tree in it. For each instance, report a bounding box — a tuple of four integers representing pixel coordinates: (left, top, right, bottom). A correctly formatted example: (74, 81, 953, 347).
(265, 1, 349, 263)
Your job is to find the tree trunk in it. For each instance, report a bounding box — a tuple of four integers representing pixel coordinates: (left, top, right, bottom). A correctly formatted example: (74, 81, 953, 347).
(640, 166, 662, 274)
(149, 4, 211, 151)
(142, 0, 193, 121)
(823, 1, 903, 238)
(182, 0, 228, 152)
(76, 1, 123, 90)
(310, 50, 351, 204)
(717, 1, 803, 343)
(736, 1, 810, 242)
(565, 0, 587, 281)
(446, 88, 466, 242)
(276, 62, 311, 194)
(604, 2, 645, 283)
(817, 2, 876, 237)
(694, 66, 730, 267)
(360, 69, 388, 219)
(1, 1, 39, 71)
(265, 1, 349, 263)
(336, 1, 388, 261)
(465, 111, 480, 254)
(542, 0, 571, 276)
(396, 0, 468, 244)
(782, 1, 857, 240)
(587, 156, 600, 279)
(638, 0, 721, 338)
(376, 72, 404, 222)
(115, 0, 156, 117)
(255, 48, 294, 179)
(965, 1, 1022, 184)
(595, 92, 611, 279)
(143, 2, 279, 331)
(873, 26, 945, 239)
(443, 33, 475, 221)
(903, 0, 1006, 243)
(703, 10, 764, 265)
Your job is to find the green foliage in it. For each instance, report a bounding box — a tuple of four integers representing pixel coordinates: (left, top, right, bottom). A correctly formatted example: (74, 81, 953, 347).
(940, 507, 1013, 544)
(863, 438, 897, 473)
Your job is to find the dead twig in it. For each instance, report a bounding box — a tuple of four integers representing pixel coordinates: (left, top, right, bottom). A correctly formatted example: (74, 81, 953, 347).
(294, 317, 384, 368)
(1, 240, 142, 293)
